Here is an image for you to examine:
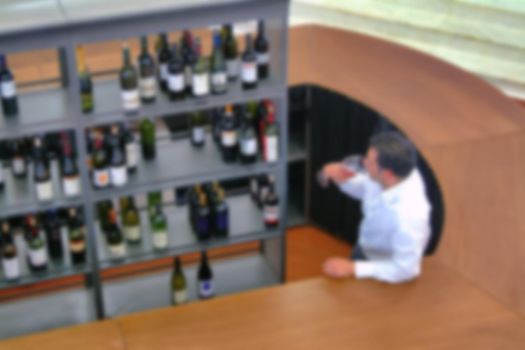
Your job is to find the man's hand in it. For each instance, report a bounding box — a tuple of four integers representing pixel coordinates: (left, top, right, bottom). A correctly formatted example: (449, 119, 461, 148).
(323, 257, 355, 279)
(322, 163, 356, 184)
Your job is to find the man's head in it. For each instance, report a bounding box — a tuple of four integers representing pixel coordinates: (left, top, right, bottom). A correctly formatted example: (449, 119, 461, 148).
(363, 131, 417, 188)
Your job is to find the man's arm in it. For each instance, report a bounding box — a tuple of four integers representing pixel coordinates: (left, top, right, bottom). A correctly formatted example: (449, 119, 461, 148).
(323, 163, 367, 200)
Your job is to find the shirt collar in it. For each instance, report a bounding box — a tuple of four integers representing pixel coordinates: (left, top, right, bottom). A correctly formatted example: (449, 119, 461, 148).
(381, 169, 416, 204)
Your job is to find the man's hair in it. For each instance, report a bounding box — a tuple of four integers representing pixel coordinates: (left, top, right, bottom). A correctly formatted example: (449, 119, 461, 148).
(369, 131, 417, 178)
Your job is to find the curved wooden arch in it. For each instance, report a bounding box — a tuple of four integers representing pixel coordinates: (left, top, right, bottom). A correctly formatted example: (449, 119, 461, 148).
(289, 25, 525, 316)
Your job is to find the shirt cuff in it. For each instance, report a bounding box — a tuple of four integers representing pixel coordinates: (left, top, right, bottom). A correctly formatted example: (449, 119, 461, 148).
(355, 261, 376, 279)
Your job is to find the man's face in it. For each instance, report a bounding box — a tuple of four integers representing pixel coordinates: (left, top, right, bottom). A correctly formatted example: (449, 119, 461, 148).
(364, 147, 382, 183)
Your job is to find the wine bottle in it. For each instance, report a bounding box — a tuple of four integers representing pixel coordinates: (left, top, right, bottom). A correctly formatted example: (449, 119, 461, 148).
(188, 185, 202, 231)
(119, 196, 130, 222)
(44, 210, 63, 261)
(192, 38, 209, 98)
(108, 125, 128, 187)
(120, 44, 140, 114)
(181, 31, 196, 96)
(171, 257, 188, 305)
(223, 24, 239, 82)
(68, 207, 86, 265)
(197, 251, 214, 299)
(97, 200, 114, 234)
(25, 215, 48, 272)
(138, 36, 157, 104)
(124, 125, 139, 173)
(263, 179, 279, 228)
(211, 107, 223, 145)
(151, 203, 168, 250)
(220, 104, 238, 163)
(257, 174, 270, 208)
(92, 136, 110, 188)
(0, 54, 18, 117)
(210, 31, 227, 95)
(1, 221, 20, 280)
(263, 101, 279, 163)
(11, 140, 27, 178)
(33, 137, 54, 202)
(190, 110, 207, 147)
(195, 192, 211, 241)
(76, 46, 94, 113)
(123, 197, 141, 244)
(254, 20, 270, 80)
(147, 191, 162, 220)
(239, 113, 258, 164)
(61, 134, 81, 198)
(139, 118, 156, 160)
(212, 188, 229, 237)
(167, 44, 185, 101)
(157, 33, 172, 93)
(241, 34, 258, 90)
(106, 209, 126, 258)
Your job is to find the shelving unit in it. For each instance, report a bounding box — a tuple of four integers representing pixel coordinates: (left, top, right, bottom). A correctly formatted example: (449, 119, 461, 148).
(0, 0, 290, 337)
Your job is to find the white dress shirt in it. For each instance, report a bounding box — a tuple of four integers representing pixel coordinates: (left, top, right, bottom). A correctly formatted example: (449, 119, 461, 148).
(338, 169, 431, 283)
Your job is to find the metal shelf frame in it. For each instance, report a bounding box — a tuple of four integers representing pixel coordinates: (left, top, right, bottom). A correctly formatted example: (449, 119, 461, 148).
(0, 0, 290, 324)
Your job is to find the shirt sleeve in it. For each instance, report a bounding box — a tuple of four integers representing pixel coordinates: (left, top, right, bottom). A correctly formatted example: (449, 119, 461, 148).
(337, 173, 369, 200)
(354, 219, 427, 284)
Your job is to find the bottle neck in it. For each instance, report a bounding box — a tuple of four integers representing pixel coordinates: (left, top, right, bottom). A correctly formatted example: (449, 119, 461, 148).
(258, 21, 265, 37)
(0, 55, 8, 71)
(141, 37, 148, 54)
(122, 47, 131, 66)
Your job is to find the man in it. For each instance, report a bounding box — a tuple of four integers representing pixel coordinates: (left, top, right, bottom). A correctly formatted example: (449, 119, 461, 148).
(322, 131, 431, 283)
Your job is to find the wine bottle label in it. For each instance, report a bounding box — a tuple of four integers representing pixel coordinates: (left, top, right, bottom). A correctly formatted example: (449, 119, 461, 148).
(63, 176, 81, 197)
(109, 242, 126, 257)
(93, 169, 110, 187)
(241, 138, 257, 156)
(126, 142, 139, 168)
(199, 280, 214, 298)
(2, 256, 20, 279)
(242, 62, 257, 83)
(173, 289, 189, 305)
(221, 130, 237, 147)
(160, 64, 169, 82)
(184, 66, 193, 87)
(70, 239, 86, 253)
(192, 127, 205, 143)
(226, 59, 239, 78)
(264, 135, 279, 163)
(36, 181, 54, 201)
(1, 81, 16, 98)
(168, 73, 184, 92)
(110, 165, 128, 187)
(192, 73, 209, 96)
(264, 204, 279, 223)
(124, 226, 141, 242)
(257, 53, 270, 64)
(29, 247, 48, 266)
(12, 158, 25, 175)
(211, 72, 227, 88)
(122, 89, 140, 111)
(139, 77, 157, 98)
(153, 231, 168, 249)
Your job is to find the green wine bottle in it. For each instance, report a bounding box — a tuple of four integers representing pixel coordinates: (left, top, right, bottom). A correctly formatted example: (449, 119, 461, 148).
(76, 46, 94, 113)
(123, 197, 141, 244)
(107, 209, 126, 258)
(139, 118, 156, 160)
(171, 257, 188, 305)
(151, 203, 168, 250)
(120, 43, 140, 114)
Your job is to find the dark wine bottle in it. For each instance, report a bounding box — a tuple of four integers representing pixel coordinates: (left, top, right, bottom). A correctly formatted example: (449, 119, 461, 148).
(106, 209, 126, 258)
(33, 136, 54, 202)
(263, 178, 279, 228)
(223, 24, 239, 82)
(167, 44, 185, 101)
(11, 140, 27, 179)
(44, 210, 64, 261)
(120, 44, 140, 114)
(61, 134, 81, 198)
(124, 125, 139, 173)
(108, 125, 128, 187)
(254, 20, 270, 80)
(197, 251, 214, 299)
(1, 221, 20, 280)
(76, 46, 94, 113)
(181, 31, 197, 96)
(25, 215, 48, 272)
(138, 36, 157, 104)
(151, 203, 168, 250)
(140, 118, 156, 160)
(195, 192, 211, 241)
(192, 38, 209, 98)
(241, 34, 258, 90)
(239, 113, 258, 164)
(0, 54, 18, 117)
(210, 31, 227, 95)
(220, 104, 239, 163)
(92, 136, 110, 189)
(263, 100, 279, 163)
(190, 110, 207, 147)
(212, 188, 229, 237)
(68, 207, 87, 265)
(157, 33, 172, 93)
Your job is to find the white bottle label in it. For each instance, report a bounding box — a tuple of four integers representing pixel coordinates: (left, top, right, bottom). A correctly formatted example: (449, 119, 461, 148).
(241, 138, 257, 156)
(211, 72, 227, 88)
(160, 64, 169, 82)
(192, 73, 209, 96)
(184, 66, 193, 87)
(221, 130, 237, 147)
(226, 59, 239, 79)
(110, 165, 128, 187)
(93, 169, 110, 187)
(265, 135, 279, 163)
(124, 226, 141, 242)
(2, 257, 20, 279)
(122, 89, 140, 112)
(70, 240, 86, 253)
(199, 280, 214, 298)
(110, 243, 126, 258)
(264, 204, 279, 222)
(29, 247, 47, 266)
(36, 181, 54, 202)
(126, 142, 139, 169)
(12, 158, 24, 175)
(63, 176, 81, 197)
(1, 81, 16, 98)
(153, 231, 168, 249)
(139, 77, 157, 98)
(173, 289, 189, 305)
(242, 62, 257, 83)
(257, 53, 270, 65)
(192, 127, 205, 143)
(168, 73, 185, 92)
